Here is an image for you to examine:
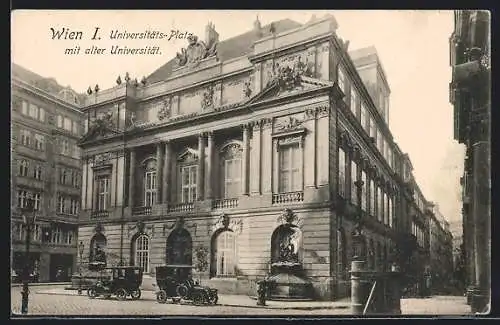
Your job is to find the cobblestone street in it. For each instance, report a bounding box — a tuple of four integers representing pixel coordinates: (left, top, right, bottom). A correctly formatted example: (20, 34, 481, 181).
(11, 285, 471, 317)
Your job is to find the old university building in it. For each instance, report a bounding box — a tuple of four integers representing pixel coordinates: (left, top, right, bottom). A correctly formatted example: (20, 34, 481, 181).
(77, 15, 437, 300)
(11, 64, 84, 282)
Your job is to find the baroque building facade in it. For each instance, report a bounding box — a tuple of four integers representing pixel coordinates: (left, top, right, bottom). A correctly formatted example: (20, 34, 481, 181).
(11, 63, 84, 282)
(449, 10, 490, 312)
(77, 15, 433, 300)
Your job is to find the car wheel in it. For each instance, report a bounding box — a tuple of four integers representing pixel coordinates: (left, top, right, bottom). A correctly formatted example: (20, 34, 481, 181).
(209, 293, 218, 305)
(130, 289, 141, 300)
(193, 292, 205, 306)
(176, 284, 189, 299)
(115, 288, 128, 301)
(87, 288, 97, 299)
(156, 290, 167, 304)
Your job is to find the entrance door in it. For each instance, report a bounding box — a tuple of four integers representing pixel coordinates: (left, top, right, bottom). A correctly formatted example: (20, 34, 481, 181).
(49, 254, 74, 282)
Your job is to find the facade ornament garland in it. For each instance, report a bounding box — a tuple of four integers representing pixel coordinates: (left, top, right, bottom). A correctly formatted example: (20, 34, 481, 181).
(275, 115, 304, 132)
(276, 208, 304, 228)
(163, 216, 198, 236)
(208, 214, 243, 235)
(127, 221, 155, 238)
(158, 97, 172, 121)
(201, 86, 215, 110)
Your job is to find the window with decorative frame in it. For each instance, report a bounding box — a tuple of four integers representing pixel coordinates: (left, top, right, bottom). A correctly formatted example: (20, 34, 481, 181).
(361, 170, 367, 211)
(33, 192, 41, 210)
(220, 143, 242, 199)
(57, 195, 66, 214)
(384, 191, 389, 225)
(34, 134, 45, 151)
(64, 117, 72, 131)
(338, 67, 346, 95)
(17, 190, 29, 208)
(360, 103, 368, 131)
(143, 159, 157, 207)
(39, 107, 45, 122)
(369, 116, 376, 139)
(19, 159, 29, 177)
(278, 141, 303, 193)
(51, 226, 62, 244)
(21, 101, 29, 115)
(180, 165, 197, 203)
(72, 121, 79, 135)
(389, 196, 394, 228)
(97, 175, 111, 210)
(134, 234, 150, 273)
(29, 103, 38, 119)
(57, 115, 63, 128)
(370, 178, 375, 216)
(59, 169, 67, 185)
(213, 230, 236, 277)
(70, 198, 79, 215)
(351, 160, 358, 204)
(20, 129, 31, 146)
(33, 164, 43, 180)
(377, 186, 383, 222)
(350, 89, 357, 115)
(338, 147, 347, 197)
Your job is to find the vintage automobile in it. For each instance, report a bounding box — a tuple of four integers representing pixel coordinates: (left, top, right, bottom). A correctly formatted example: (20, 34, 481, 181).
(155, 264, 218, 305)
(87, 266, 143, 301)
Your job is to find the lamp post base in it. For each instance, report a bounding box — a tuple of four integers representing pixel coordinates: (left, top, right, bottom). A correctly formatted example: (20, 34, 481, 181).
(21, 282, 30, 314)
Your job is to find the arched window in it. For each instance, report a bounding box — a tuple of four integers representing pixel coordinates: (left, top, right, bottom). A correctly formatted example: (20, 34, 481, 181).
(19, 159, 29, 177)
(166, 228, 192, 265)
(89, 233, 107, 263)
(143, 159, 157, 207)
(211, 230, 236, 277)
(220, 143, 242, 198)
(134, 234, 150, 273)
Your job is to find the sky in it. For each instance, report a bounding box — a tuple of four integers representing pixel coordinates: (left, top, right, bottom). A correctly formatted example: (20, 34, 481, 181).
(11, 10, 465, 226)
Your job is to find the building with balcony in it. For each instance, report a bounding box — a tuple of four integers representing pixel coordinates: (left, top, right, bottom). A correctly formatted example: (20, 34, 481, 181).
(77, 15, 433, 300)
(427, 203, 454, 294)
(449, 10, 490, 312)
(11, 63, 85, 282)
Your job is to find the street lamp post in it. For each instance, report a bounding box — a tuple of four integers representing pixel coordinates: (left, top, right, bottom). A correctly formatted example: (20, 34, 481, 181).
(20, 196, 37, 315)
(78, 241, 85, 295)
(350, 179, 366, 315)
(352, 179, 366, 261)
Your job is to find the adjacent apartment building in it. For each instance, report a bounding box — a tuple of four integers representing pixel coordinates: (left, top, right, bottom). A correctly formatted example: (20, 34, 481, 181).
(449, 10, 490, 312)
(77, 15, 435, 300)
(11, 63, 84, 282)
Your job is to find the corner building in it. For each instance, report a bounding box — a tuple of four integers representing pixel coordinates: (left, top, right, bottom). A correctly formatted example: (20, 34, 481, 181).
(78, 16, 428, 300)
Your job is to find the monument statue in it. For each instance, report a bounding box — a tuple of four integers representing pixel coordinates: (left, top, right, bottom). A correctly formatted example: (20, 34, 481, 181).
(175, 33, 218, 67)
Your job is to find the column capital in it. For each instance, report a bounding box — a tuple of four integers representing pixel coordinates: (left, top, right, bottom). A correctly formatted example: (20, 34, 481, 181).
(242, 122, 252, 131)
(206, 130, 214, 138)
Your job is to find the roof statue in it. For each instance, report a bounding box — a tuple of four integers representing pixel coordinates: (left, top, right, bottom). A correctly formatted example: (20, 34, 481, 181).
(175, 22, 218, 68)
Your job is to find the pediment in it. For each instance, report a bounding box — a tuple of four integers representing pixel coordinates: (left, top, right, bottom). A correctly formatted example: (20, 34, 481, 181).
(177, 147, 199, 163)
(244, 75, 333, 107)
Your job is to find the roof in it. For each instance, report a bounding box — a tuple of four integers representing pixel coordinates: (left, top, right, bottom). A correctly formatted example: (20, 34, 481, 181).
(348, 46, 391, 92)
(12, 62, 86, 105)
(147, 19, 302, 84)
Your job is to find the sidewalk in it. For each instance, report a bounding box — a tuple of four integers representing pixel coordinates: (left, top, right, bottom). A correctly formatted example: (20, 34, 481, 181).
(34, 287, 350, 311)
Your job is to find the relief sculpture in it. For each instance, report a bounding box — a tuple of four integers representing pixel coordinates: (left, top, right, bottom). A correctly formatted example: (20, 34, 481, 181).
(175, 31, 218, 68)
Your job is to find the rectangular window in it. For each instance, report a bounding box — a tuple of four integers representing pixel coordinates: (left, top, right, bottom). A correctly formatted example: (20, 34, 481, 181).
(361, 170, 367, 211)
(180, 165, 197, 203)
(389, 196, 394, 228)
(360, 102, 368, 131)
(351, 160, 358, 204)
(369, 117, 376, 139)
(57, 115, 63, 128)
(64, 117, 72, 131)
(224, 159, 242, 198)
(377, 186, 383, 222)
(279, 144, 302, 193)
(350, 89, 357, 115)
(377, 130, 383, 153)
(72, 145, 80, 159)
(61, 139, 70, 156)
(97, 176, 110, 210)
(144, 171, 157, 207)
(384, 192, 388, 224)
(34, 134, 45, 151)
(33, 164, 42, 180)
(57, 195, 65, 214)
(70, 198, 79, 215)
(29, 103, 38, 119)
(59, 169, 67, 184)
(338, 147, 346, 197)
(338, 67, 346, 94)
(33, 192, 41, 210)
(215, 231, 236, 277)
(51, 227, 62, 244)
(20, 129, 31, 146)
(22, 101, 29, 115)
(370, 179, 375, 216)
(72, 121, 78, 135)
(39, 107, 45, 122)
(17, 190, 28, 208)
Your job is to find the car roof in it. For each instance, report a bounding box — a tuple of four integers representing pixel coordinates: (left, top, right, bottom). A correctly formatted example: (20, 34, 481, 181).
(157, 264, 194, 268)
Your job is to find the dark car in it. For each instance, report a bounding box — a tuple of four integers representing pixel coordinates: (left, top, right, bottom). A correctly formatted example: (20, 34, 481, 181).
(155, 264, 218, 305)
(87, 266, 143, 301)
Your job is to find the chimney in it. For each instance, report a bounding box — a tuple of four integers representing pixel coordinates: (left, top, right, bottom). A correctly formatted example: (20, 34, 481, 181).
(254, 15, 262, 37)
(205, 21, 219, 45)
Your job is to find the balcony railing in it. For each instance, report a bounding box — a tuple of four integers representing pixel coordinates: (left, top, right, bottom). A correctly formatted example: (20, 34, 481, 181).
(212, 198, 239, 210)
(272, 191, 304, 205)
(132, 206, 152, 215)
(168, 202, 194, 213)
(91, 210, 109, 219)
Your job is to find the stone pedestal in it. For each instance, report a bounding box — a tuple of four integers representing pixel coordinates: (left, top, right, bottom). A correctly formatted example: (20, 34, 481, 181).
(265, 263, 313, 301)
